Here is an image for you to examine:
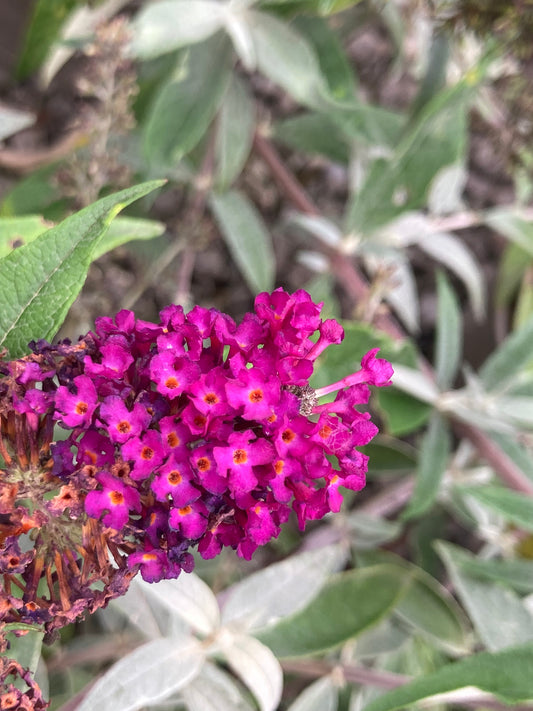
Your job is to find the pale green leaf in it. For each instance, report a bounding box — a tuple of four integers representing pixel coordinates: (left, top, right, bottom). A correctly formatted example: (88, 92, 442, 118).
(222, 634, 283, 711)
(286, 676, 337, 711)
(459, 485, 533, 533)
(402, 412, 451, 520)
(0, 216, 52, 259)
(144, 36, 232, 166)
(131, 0, 227, 58)
(362, 643, 533, 711)
(256, 565, 409, 657)
(479, 315, 533, 392)
(181, 663, 255, 711)
(0, 104, 36, 141)
(0, 180, 164, 358)
(210, 190, 275, 293)
(222, 544, 346, 631)
(77, 637, 205, 711)
(93, 217, 166, 260)
(437, 542, 533, 651)
(214, 76, 255, 190)
(434, 271, 462, 389)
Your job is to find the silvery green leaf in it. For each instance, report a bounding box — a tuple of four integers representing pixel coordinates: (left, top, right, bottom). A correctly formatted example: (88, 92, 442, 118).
(181, 663, 255, 711)
(364, 252, 420, 333)
(417, 231, 485, 319)
(221, 544, 346, 631)
(484, 207, 533, 256)
(376, 212, 431, 248)
(497, 396, 533, 428)
(479, 316, 533, 393)
(214, 76, 255, 190)
(131, 0, 227, 58)
(77, 637, 205, 711)
(134, 573, 220, 636)
(0, 103, 35, 141)
(110, 577, 166, 639)
(345, 512, 402, 550)
(288, 212, 343, 247)
(427, 163, 467, 215)
(247, 10, 328, 108)
(224, 9, 257, 70)
(390, 364, 439, 404)
(434, 271, 462, 389)
(221, 634, 283, 711)
(210, 190, 275, 293)
(286, 676, 337, 711)
(437, 542, 533, 651)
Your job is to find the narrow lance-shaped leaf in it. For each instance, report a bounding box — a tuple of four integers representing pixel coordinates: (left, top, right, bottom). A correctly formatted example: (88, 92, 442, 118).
(210, 190, 275, 294)
(214, 76, 255, 190)
(286, 676, 337, 711)
(434, 271, 461, 389)
(362, 643, 533, 711)
(458, 485, 533, 533)
(437, 541, 533, 651)
(256, 565, 409, 658)
(402, 412, 451, 520)
(143, 35, 232, 166)
(131, 0, 227, 59)
(77, 637, 205, 711)
(479, 315, 533, 392)
(0, 180, 164, 358)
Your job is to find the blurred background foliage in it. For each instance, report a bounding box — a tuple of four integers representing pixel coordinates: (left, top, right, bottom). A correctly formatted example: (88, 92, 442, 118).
(4, 0, 533, 709)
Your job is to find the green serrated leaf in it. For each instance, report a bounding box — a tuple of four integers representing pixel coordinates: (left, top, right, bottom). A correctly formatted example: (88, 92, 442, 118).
(210, 190, 275, 293)
(256, 565, 409, 657)
(363, 643, 533, 711)
(0, 180, 164, 358)
(143, 35, 232, 166)
(434, 271, 461, 389)
(402, 413, 450, 520)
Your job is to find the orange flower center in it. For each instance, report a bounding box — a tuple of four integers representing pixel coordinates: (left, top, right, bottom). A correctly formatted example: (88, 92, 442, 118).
(75, 401, 88, 415)
(196, 457, 210, 471)
(168, 470, 182, 485)
(109, 491, 125, 505)
(167, 432, 179, 447)
(117, 420, 131, 434)
(204, 392, 219, 406)
(141, 446, 154, 460)
(165, 376, 179, 389)
(233, 449, 248, 464)
(249, 388, 263, 403)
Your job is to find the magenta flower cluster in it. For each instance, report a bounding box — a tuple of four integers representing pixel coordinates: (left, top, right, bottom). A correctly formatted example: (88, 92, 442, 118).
(45, 290, 391, 582)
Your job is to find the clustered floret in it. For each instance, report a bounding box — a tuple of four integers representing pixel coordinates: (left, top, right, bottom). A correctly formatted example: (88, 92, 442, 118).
(0, 289, 392, 638)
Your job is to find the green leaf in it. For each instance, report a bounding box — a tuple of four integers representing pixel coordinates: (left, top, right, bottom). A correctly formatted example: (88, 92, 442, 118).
(256, 565, 409, 657)
(273, 113, 350, 164)
(402, 412, 451, 520)
(441, 548, 533, 595)
(77, 637, 205, 711)
(496, 243, 532, 308)
(16, 0, 78, 79)
(357, 552, 470, 655)
(143, 35, 232, 166)
(293, 16, 357, 102)
(131, 0, 227, 59)
(0, 180, 164, 358)
(181, 663, 256, 711)
(364, 438, 416, 477)
(92, 217, 166, 260)
(479, 315, 533, 392)
(222, 545, 346, 631)
(248, 11, 329, 108)
(0, 216, 52, 259)
(485, 207, 533, 257)
(7, 630, 44, 677)
(210, 190, 275, 293)
(223, 634, 283, 711)
(345, 80, 473, 234)
(0, 165, 63, 218)
(0, 216, 164, 262)
(434, 271, 461, 388)
(260, 0, 364, 16)
(286, 677, 337, 711)
(214, 76, 255, 190)
(482, 430, 533, 485)
(0, 104, 35, 141)
(437, 542, 533, 651)
(458, 485, 533, 533)
(363, 643, 533, 711)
